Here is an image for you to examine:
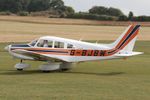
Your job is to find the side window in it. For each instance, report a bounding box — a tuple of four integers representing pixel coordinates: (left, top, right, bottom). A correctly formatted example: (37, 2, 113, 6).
(67, 44, 73, 48)
(54, 41, 64, 48)
(47, 41, 53, 48)
(43, 40, 49, 47)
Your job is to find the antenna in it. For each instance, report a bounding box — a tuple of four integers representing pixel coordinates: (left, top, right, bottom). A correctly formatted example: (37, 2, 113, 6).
(79, 36, 84, 41)
(96, 40, 99, 44)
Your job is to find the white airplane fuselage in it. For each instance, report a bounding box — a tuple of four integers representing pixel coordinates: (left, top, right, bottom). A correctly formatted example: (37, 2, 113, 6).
(6, 36, 120, 62)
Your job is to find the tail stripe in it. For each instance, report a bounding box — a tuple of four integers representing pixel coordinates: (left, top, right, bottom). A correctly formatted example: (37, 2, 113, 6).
(117, 25, 140, 49)
(119, 28, 139, 50)
(115, 25, 134, 49)
(107, 25, 140, 55)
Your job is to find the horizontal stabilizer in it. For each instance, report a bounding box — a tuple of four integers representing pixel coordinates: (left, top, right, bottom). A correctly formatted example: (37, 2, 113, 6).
(115, 52, 144, 57)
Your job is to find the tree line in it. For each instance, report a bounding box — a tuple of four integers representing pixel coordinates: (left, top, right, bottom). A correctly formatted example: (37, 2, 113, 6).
(0, 0, 74, 17)
(0, 0, 150, 21)
(68, 6, 150, 22)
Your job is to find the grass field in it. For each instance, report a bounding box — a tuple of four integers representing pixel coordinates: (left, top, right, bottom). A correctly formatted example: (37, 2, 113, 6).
(0, 41, 150, 100)
(0, 16, 150, 42)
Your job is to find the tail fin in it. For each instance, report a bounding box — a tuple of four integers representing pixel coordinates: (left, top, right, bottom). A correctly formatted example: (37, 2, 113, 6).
(111, 24, 140, 52)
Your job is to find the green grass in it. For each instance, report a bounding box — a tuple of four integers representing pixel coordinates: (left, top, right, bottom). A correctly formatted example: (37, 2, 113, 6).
(0, 41, 150, 100)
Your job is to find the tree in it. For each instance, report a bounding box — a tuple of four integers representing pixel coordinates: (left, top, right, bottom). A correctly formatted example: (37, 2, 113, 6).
(128, 11, 134, 21)
(0, 0, 22, 13)
(118, 15, 128, 21)
(89, 6, 124, 17)
(107, 7, 123, 16)
(89, 6, 108, 15)
(64, 6, 75, 15)
(49, 0, 64, 10)
(27, 0, 50, 12)
(20, 0, 31, 11)
(0, 0, 74, 18)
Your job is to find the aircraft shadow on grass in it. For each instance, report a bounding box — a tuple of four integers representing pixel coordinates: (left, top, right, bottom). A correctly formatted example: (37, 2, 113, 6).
(63, 71, 125, 76)
(0, 70, 125, 76)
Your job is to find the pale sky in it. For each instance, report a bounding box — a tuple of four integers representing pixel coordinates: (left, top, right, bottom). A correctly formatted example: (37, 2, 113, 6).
(63, 0, 150, 16)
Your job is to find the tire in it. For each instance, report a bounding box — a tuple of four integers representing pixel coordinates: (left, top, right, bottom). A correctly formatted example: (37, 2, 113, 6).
(60, 68, 70, 72)
(17, 69, 23, 71)
(42, 70, 50, 73)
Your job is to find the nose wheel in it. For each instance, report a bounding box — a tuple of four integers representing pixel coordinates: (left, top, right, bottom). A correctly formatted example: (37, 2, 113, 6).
(15, 60, 30, 71)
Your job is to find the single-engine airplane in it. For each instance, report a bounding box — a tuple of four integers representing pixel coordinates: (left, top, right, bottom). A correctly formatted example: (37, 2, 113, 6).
(5, 24, 143, 72)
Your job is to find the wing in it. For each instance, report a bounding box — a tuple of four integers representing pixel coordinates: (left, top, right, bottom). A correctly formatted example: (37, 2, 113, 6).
(12, 49, 69, 62)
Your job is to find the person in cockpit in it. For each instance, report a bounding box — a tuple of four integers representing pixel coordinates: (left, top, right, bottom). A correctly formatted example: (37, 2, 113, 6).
(43, 40, 48, 47)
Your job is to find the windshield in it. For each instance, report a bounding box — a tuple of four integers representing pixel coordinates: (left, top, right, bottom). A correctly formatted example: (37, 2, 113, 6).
(29, 39, 38, 47)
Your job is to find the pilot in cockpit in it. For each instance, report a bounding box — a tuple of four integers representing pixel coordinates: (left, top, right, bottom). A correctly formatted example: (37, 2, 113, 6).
(43, 40, 48, 47)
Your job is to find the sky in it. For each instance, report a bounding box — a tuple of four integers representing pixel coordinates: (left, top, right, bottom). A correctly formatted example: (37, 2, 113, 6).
(63, 0, 149, 16)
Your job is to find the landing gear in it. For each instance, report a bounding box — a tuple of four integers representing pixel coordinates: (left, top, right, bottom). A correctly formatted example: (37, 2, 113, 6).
(14, 60, 75, 72)
(60, 62, 75, 72)
(17, 69, 23, 71)
(21, 59, 23, 63)
(39, 62, 75, 72)
(15, 60, 30, 71)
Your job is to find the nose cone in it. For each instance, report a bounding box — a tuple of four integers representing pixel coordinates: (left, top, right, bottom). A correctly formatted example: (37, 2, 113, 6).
(4, 45, 10, 51)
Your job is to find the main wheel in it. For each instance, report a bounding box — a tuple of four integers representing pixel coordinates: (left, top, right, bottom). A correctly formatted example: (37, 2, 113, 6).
(17, 69, 23, 71)
(60, 62, 75, 71)
(42, 70, 50, 73)
(39, 63, 60, 72)
(60, 68, 70, 72)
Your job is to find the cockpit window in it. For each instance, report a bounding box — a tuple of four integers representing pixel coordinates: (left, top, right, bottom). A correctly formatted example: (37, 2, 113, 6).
(54, 41, 64, 48)
(29, 40, 38, 47)
(37, 40, 53, 48)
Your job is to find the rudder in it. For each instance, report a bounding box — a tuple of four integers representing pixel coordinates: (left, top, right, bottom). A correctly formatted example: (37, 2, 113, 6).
(111, 24, 140, 52)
